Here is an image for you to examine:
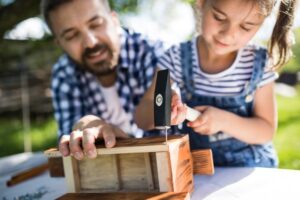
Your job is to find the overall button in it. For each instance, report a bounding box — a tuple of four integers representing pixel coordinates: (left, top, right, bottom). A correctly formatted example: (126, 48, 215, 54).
(187, 93, 192, 100)
(245, 94, 253, 102)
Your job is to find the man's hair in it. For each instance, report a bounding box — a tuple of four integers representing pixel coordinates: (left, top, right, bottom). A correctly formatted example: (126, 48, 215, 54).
(40, 0, 111, 33)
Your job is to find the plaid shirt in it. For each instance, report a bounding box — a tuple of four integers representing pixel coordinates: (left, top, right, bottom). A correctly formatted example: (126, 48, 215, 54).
(52, 28, 166, 138)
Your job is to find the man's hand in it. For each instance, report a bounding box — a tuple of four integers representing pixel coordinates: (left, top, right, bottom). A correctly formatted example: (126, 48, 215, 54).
(59, 115, 129, 160)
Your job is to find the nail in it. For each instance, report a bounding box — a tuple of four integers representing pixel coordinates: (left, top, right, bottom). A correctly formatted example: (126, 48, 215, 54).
(75, 152, 83, 160)
(88, 150, 97, 158)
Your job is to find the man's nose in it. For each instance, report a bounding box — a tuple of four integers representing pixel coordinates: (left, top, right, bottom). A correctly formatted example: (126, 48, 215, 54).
(83, 32, 98, 49)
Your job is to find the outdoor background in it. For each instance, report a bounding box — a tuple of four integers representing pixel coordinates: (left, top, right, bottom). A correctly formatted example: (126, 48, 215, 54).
(0, 0, 299, 169)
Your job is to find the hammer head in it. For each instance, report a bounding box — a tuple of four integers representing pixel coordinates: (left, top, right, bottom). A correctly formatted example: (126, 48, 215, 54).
(154, 69, 171, 129)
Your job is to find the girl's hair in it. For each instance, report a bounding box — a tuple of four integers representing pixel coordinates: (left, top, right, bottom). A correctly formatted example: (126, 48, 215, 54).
(193, 0, 296, 70)
(267, 0, 296, 70)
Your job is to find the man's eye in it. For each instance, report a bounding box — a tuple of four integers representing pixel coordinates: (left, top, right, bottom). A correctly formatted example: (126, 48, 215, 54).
(241, 26, 251, 32)
(65, 32, 78, 41)
(91, 23, 102, 29)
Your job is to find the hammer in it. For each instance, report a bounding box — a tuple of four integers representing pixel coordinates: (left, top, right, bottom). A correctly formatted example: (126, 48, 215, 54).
(154, 69, 201, 141)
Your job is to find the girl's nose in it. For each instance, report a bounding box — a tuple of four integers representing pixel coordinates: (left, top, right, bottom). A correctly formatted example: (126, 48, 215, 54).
(220, 23, 236, 41)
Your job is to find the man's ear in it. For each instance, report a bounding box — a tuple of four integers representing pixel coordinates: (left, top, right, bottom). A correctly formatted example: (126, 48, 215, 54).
(54, 38, 61, 47)
(110, 11, 120, 27)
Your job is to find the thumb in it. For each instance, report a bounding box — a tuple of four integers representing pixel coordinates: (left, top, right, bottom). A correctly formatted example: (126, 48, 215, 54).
(113, 126, 129, 138)
(100, 125, 117, 148)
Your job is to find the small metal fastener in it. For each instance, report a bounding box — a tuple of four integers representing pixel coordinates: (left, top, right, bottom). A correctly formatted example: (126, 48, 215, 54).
(245, 94, 253, 102)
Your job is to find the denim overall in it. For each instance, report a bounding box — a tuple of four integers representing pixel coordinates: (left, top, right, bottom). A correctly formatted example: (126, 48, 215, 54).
(179, 42, 278, 167)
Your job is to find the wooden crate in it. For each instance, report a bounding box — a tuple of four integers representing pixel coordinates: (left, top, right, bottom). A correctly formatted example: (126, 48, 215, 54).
(57, 192, 190, 200)
(45, 135, 214, 194)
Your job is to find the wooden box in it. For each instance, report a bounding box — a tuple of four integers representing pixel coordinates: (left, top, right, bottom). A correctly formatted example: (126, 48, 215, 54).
(45, 135, 214, 195)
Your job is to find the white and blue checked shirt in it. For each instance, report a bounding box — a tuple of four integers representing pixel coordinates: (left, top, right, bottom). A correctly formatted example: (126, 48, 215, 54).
(52, 28, 166, 138)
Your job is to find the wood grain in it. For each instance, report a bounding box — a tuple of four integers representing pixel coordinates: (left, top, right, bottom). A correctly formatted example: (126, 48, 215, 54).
(191, 149, 214, 175)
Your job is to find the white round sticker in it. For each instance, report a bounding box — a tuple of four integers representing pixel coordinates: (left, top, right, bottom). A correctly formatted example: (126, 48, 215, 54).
(156, 94, 163, 107)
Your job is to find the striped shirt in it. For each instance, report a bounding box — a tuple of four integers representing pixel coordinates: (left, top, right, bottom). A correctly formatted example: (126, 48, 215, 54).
(158, 38, 277, 96)
(52, 28, 166, 138)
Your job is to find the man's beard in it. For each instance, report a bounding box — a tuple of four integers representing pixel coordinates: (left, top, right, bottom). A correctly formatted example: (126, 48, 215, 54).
(82, 43, 117, 76)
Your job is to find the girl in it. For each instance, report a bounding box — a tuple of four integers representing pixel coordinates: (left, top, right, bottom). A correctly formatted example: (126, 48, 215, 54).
(135, 0, 296, 167)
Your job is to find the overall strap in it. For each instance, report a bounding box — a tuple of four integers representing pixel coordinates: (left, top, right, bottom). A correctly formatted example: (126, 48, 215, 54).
(180, 41, 210, 149)
(180, 41, 195, 95)
(244, 47, 267, 98)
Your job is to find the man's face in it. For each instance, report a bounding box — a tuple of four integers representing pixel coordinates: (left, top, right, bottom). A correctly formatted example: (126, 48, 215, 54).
(49, 0, 121, 76)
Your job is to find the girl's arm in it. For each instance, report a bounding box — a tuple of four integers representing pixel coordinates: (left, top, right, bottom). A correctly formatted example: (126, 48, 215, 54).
(189, 82, 277, 144)
(134, 72, 157, 130)
(134, 71, 187, 130)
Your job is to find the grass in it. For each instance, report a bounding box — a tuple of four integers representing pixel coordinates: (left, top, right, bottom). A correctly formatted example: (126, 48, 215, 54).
(274, 85, 300, 170)
(0, 117, 57, 158)
(0, 87, 299, 169)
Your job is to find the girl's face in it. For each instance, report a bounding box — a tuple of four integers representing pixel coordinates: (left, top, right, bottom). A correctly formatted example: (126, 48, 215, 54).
(199, 0, 266, 55)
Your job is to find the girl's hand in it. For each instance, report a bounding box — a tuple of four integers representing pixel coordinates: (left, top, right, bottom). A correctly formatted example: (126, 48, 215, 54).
(170, 92, 187, 125)
(187, 106, 226, 135)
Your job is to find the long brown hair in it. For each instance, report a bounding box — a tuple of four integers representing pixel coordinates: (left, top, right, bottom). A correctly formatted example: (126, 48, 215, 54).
(268, 0, 296, 70)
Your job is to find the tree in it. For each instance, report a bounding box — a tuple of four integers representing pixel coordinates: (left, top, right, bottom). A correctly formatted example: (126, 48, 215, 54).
(0, 0, 140, 39)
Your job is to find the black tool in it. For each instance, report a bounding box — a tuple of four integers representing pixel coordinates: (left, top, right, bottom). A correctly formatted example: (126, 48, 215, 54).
(154, 69, 172, 130)
(154, 69, 202, 141)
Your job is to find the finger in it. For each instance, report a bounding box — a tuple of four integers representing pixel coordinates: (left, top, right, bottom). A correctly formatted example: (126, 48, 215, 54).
(59, 135, 70, 156)
(171, 95, 180, 107)
(101, 125, 117, 148)
(70, 130, 84, 160)
(194, 106, 208, 112)
(188, 115, 207, 128)
(194, 126, 210, 135)
(113, 126, 129, 138)
(82, 127, 99, 158)
(171, 106, 178, 121)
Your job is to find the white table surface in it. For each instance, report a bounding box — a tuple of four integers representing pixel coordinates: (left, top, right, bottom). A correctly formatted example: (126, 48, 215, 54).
(1, 152, 300, 200)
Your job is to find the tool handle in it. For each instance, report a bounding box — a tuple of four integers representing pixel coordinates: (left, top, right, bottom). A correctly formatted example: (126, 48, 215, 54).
(6, 163, 49, 187)
(186, 106, 201, 122)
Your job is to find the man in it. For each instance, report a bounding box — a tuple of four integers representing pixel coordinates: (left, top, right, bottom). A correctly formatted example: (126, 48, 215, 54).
(41, 0, 165, 160)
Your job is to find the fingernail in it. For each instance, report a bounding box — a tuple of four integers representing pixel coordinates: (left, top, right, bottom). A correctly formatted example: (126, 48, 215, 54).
(88, 150, 97, 158)
(62, 150, 68, 156)
(106, 140, 112, 148)
(74, 152, 83, 160)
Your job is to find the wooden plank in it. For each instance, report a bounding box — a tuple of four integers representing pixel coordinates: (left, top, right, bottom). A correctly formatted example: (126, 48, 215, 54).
(48, 157, 64, 177)
(112, 154, 121, 190)
(57, 192, 190, 200)
(144, 153, 154, 190)
(168, 135, 193, 193)
(155, 152, 173, 192)
(118, 153, 151, 190)
(6, 163, 48, 187)
(191, 149, 214, 175)
(44, 135, 188, 157)
(78, 155, 119, 191)
(63, 157, 81, 192)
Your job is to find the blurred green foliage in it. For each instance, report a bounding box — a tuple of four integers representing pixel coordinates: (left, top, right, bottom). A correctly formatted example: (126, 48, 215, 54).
(274, 85, 300, 169)
(109, 0, 139, 13)
(280, 28, 300, 72)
